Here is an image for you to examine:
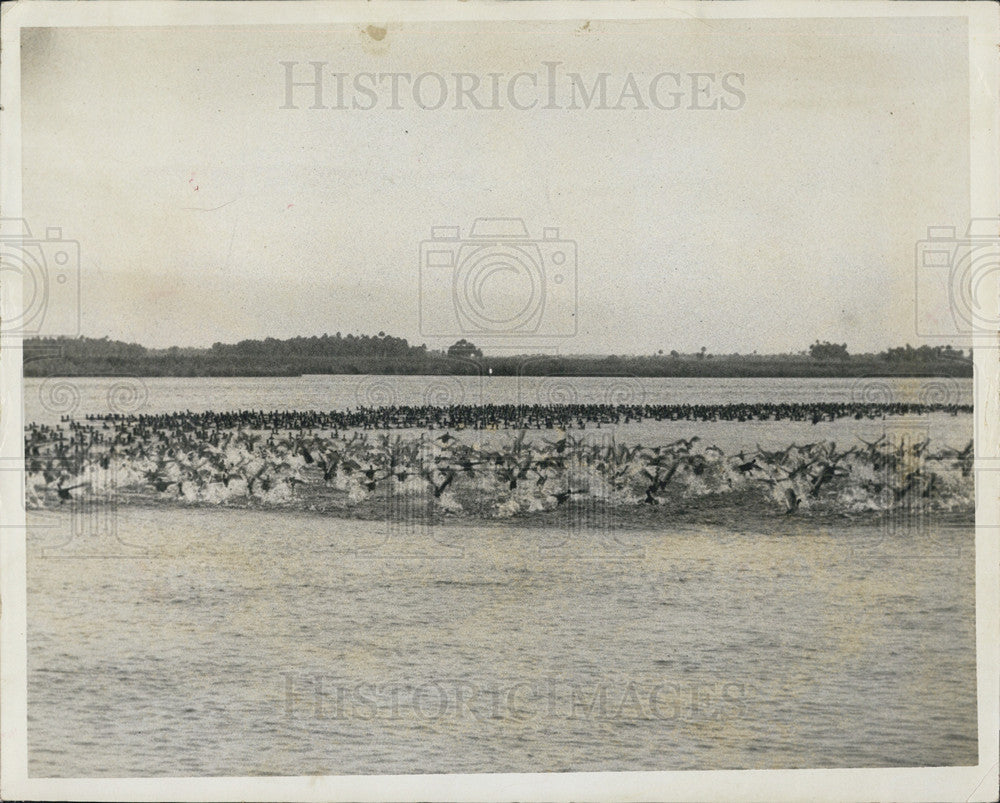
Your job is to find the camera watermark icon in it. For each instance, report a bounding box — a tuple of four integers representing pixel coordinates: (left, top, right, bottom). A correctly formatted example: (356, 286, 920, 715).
(34, 374, 150, 417)
(419, 218, 577, 339)
(849, 374, 967, 407)
(354, 374, 471, 409)
(915, 219, 1000, 339)
(38, 377, 82, 416)
(354, 376, 402, 408)
(517, 372, 647, 407)
(106, 377, 150, 415)
(0, 218, 81, 338)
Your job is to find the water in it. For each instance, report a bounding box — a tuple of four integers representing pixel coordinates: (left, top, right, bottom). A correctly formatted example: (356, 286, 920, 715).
(27, 508, 977, 776)
(23, 375, 974, 455)
(22, 376, 979, 775)
(24, 375, 974, 425)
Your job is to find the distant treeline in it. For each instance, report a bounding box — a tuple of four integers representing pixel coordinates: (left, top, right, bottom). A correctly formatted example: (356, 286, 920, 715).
(21, 335, 973, 378)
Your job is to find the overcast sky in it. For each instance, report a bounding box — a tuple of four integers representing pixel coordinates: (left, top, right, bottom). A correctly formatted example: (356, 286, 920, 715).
(20, 16, 969, 354)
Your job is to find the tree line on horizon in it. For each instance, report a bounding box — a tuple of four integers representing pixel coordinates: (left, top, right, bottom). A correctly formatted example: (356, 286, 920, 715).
(21, 333, 973, 379)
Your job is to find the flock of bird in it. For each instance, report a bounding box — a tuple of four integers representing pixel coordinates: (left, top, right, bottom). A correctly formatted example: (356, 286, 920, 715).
(24, 406, 975, 518)
(75, 400, 970, 432)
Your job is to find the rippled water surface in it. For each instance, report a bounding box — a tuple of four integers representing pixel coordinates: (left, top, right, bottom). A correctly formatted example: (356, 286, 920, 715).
(27, 508, 977, 776)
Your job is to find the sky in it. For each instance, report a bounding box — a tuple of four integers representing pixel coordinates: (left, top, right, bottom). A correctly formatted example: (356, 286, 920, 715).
(19, 15, 970, 355)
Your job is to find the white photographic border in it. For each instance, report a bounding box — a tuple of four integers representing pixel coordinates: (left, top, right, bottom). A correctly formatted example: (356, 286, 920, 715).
(1, 2, 997, 800)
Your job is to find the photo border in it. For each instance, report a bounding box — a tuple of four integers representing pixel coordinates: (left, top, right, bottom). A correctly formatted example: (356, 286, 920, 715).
(1, 2, 997, 801)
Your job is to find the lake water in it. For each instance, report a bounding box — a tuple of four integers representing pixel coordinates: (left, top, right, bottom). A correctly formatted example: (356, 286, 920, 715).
(23, 375, 974, 455)
(22, 376, 979, 775)
(24, 375, 975, 425)
(27, 510, 977, 776)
